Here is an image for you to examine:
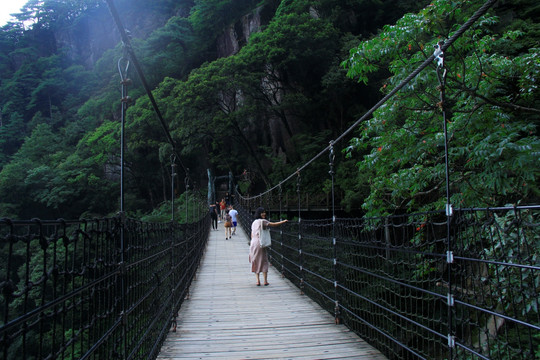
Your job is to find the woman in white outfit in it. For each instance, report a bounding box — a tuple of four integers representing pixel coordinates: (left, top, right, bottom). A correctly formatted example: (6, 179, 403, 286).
(249, 207, 288, 286)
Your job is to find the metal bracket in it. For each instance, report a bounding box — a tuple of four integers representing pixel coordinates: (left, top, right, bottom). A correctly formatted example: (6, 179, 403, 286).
(447, 293, 454, 307)
(448, 334, 455, 348)
(433, 41, 444, 68)
(446, 251, 454, 264)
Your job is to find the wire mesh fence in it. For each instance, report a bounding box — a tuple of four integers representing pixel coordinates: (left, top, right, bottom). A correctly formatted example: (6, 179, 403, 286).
(236, 200, 539, 360)
(0, 215, 209, 360)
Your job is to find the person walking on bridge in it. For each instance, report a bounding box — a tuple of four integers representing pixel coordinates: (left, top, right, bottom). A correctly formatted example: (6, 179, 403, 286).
(209, 202, 218, 230)
(219, 198, 226, 221)
(249, 207, 288, 286)
(228, 205, 238, 235)
(224, 209, 232, 240)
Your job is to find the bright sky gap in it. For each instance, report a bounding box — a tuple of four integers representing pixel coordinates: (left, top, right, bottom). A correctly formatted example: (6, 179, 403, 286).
(0, 0, 28, 26)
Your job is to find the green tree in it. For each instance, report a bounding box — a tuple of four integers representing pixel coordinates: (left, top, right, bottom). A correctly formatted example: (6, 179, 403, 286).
(0, 123, 63, 218)
(142, 14, 213, 83)
(0, 112, 26, 168)
(342, 0, 540, 216)
(189, 0, 262, 39)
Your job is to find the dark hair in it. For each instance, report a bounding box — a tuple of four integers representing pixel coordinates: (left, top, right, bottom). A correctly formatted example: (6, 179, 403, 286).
(254, 207, 266, 219)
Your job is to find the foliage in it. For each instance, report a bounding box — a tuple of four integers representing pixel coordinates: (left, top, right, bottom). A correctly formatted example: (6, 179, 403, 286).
(0, 1, 537, 358)
(189, 0, 263, 39)
(143, 16, 198, 81)
(139, 190, 207, 223)
(3, 0, 535, 223)
(342, 0, 540, 217)
(451, 207, 540, 359)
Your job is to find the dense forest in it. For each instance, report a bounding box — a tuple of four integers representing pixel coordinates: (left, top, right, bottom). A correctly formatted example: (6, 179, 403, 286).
(0, 0, 538, 221)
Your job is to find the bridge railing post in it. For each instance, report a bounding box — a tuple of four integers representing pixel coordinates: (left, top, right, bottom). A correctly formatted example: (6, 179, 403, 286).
(169, 221, 177, 333)
(296, 171, 304, 295)
(279, 185, 285, 278)
(185, 170, 190, 223)
(329, 141, 340, 325)
(116, 212, 128, 360)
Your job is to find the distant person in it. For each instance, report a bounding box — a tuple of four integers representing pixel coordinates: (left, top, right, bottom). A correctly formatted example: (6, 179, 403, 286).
(219, 198, 226, 220)
(228, 205, 238, 235)
(209, 202, 218, 230)
(249, 207, 287, 286)
(224, 209, 232, 240)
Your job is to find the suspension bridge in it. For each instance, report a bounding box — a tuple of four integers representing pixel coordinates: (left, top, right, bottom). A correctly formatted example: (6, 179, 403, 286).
(1, 203, 538, 359)
(1, 0, 539, 359)
(156, 222, 386, 359)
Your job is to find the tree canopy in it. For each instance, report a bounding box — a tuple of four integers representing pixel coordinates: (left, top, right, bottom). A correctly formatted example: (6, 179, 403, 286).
(0, 0, 537, 220)
(342, 0, 539, 216)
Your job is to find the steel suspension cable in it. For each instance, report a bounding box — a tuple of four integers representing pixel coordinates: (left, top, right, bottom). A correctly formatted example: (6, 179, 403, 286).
(104, 0, 188, 176)
(117, 52, 129, 360)
(239, 0, 498, 201)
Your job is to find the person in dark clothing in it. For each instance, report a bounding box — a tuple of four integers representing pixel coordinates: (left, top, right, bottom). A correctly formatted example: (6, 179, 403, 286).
(209, 202, 218, 230)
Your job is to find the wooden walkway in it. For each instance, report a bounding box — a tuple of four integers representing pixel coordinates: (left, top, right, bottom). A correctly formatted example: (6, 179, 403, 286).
(157, 222, 387, 360)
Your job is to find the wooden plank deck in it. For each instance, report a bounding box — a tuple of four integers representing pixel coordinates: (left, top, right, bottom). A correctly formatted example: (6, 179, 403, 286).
(157, 222, 387, 360)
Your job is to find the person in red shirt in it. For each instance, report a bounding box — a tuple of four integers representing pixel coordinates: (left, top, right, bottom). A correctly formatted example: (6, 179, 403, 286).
(219, 198, 226, 221)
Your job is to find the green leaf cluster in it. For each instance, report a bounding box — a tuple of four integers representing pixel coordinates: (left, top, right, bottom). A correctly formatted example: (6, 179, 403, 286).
(342, 0, 540, 217)
(0, 0, 465, 220)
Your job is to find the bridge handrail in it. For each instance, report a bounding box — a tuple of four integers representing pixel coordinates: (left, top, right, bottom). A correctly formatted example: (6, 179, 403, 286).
(0, 215, 210, 360)
(236, 202, 540, 360)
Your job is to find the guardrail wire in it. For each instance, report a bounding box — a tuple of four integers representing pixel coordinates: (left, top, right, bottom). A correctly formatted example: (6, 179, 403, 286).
(236, 201, 539, 360)
(0, 215, 209, 360)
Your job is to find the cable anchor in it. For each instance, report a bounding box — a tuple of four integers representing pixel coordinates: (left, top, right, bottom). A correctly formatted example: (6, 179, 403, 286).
(328, 141, 335, 177)
(433, 40, 445, 68)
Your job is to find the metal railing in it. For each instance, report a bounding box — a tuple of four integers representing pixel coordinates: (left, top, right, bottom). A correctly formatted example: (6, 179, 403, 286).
(0, 215, 209, 359)
(236, 203, 539, 360)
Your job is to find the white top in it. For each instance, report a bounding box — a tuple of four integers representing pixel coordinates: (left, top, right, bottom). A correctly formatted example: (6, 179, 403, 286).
(229, 209, 238, 222)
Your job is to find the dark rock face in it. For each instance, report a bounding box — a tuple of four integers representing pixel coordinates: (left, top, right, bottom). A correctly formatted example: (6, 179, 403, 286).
(214, 5, 296, 163)
(217, 5, 263, 58)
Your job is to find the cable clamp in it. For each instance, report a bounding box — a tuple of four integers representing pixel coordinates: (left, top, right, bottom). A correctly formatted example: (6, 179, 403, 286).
(446, 204, 453, 216)
(448, 334, 455, 348)
(433, 41, 444, 68)
(446, 251, 454, 264)
(447, 293, 454, 307)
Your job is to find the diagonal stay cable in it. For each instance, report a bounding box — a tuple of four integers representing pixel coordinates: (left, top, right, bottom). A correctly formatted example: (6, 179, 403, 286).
(104, 0, 188, 175)
(239, 0, 498, 201)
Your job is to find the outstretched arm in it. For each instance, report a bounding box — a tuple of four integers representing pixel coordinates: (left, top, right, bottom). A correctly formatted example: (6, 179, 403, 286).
(268, 219, 288, 227)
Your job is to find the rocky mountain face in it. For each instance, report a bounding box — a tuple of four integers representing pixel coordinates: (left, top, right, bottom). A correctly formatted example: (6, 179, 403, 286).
(216, 5, 264, 58)
(214, 4, 297, 165)
(53, 2, 264, 68)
